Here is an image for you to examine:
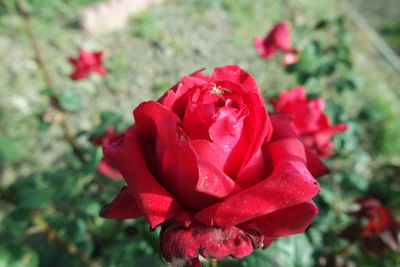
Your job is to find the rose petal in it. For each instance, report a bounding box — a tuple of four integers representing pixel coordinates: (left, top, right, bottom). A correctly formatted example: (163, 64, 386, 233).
(304, 147, 330, 178)
(269, 114, 297, 142)
(270, 86, 306, 112)
(134, 101, 218, 210)
(254, 200, 318, 237)
(160, 223, 264, 266)
(104, 126, 183, 228)
(193, 152, 242, 199)
(195, 160, 320, 227)
(254, 36, 276, 58)
(210, 66, 272, 183)
(100, 186, 142, 219)
(262, 237, 275, 248)
(97, 158, 121, 179)
(159, 70, 210, 116)
(211, 65, 264, 101)
(264, 137, 307, 168)
(269, 22, 292, 52)
(182, 99, 214, 140)
(209, 108, 244, 156)
(235, 149, 266, 188)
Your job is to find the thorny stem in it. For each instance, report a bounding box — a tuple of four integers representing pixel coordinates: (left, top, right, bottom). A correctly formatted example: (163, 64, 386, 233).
(16, 0, 86, 164)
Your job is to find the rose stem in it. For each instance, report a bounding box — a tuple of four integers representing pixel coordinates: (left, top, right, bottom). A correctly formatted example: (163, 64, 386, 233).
(16, 0, 86, 163)
(210, 259, 219, 267)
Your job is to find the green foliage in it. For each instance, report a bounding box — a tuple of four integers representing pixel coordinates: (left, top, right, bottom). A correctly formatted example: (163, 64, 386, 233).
(221, 234, 313, 267)
(58, 88, 84, 112)
(0, 0, 101, 16)
(0, 136, 18, 162)
(287, 17, 362, 93)
(0, 244, 39, 267)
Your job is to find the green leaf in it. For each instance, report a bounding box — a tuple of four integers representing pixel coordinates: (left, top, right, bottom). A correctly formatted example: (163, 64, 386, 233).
(221, 234, 314, 267)
(0, 137, 17, 162)
(0, 245, 39, 267)
(39, 88, 54, 96)
(76, 197, 101, 217)
(14, 187, 54, 209)
(58, 88, 83, 112)
(2, 208, 31, 237)
(296, 42, 319, 74)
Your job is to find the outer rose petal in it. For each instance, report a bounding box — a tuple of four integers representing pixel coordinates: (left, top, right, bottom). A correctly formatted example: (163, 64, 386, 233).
(255, 21, 296, 59)
(270, 86, 306, 112)
(160, 223, 264, 266)
(264, 138, 307, 168)
(195, 160, 320, 227)
(253, 200, 318, 237)
(304, 147, 330, 178)
(270, 114, 329, 178)
(270, 86, 347, 158)
(97, 158, 121, 179)
(104, 126, 183, 228)
(269, 114, 297, 142)
(254, 36, 276, 58)
(270, 22, 292, 52)
(100, 186, 142, 219)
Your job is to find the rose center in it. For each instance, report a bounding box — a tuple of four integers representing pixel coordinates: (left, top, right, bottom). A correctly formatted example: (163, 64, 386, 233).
(209, 85, 232, 98)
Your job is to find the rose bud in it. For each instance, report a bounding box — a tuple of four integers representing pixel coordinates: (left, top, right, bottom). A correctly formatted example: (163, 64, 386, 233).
(69, 48, 106, 80)
(270, 86, 347, 158)
(91, 126, 123, 179)
(254, 21, 299, 64)
(100, 65, 328, 266)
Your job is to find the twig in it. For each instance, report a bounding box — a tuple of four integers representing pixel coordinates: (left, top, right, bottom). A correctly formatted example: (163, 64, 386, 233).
(16, 0, 86, 164)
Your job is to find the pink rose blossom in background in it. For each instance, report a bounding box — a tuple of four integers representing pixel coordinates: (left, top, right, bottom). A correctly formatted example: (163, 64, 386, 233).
(91, 126, 123, 179)
(69, 49, 106, 80)
(341, 196, 400, 255)
(270, 86, 347, 158)
(254, 21, 299, 65)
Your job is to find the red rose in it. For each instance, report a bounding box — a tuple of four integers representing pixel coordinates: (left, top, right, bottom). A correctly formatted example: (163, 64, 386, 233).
(100, 65, 328, 266)
(352, 197, 394, 235)
(91, 126, 123, 179)
(254, 21, 299, 65)
(69, 49, 106, 80)
(341, 196, 400, 255)
(270, 86, 347, 158)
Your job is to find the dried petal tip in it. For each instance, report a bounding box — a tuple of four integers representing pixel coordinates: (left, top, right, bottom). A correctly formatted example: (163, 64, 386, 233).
(160, 223, 264, 267)
(99, 204, 110, 218)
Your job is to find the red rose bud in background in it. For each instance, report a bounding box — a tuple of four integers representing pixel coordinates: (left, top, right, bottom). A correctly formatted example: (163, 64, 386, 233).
(100, 65, 329, 266)
(270, 86, 347, 158)
(254, 21, 299, 65)
(69, 49, 106, 80)
(91, 126, 123, 179)
(341, 196, 400, 256)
